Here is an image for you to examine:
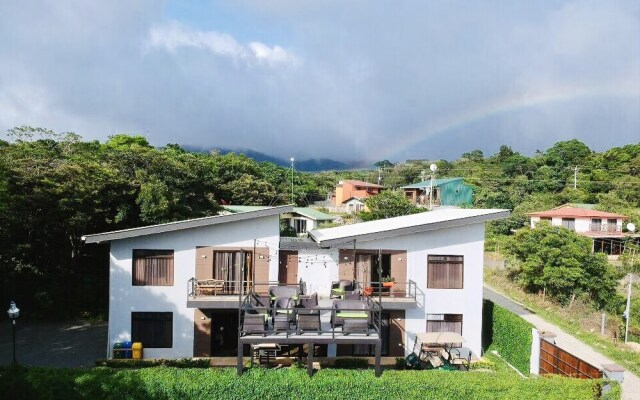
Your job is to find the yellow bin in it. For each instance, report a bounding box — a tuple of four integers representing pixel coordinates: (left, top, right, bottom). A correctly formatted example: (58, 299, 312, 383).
(132, 342, 143, 359)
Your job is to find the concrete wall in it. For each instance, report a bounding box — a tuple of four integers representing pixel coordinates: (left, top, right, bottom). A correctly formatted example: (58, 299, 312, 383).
(107, 215, 280, 359)
(348, 223, 486, 357)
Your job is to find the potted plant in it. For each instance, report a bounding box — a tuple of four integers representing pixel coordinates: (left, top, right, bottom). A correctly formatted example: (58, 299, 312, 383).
(381, 276, 395, 287)
(363, 287, 374, 296)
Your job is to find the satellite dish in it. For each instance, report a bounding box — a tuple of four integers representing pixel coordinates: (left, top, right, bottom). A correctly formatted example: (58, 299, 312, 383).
(627, 223, 636, 233)
(430, 163, 438, 172)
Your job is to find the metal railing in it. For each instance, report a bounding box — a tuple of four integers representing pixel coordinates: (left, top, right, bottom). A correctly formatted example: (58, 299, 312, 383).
(188, 279, 305, 298)
(588, 223, 621, 233)
(238, 293, 383, 339)
(354, 280, 417, 301)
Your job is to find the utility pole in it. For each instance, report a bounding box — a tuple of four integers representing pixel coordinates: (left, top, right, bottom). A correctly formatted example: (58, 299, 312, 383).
(573, 166, 578, 189)
(290, 157, 295, 204)
(377, 168, 382, 186)
(624, 223, 637, 343)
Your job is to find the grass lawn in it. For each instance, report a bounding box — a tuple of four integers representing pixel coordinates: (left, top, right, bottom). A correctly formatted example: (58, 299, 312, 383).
(485, 267, 640, 377)
(0, 353, 619, 400)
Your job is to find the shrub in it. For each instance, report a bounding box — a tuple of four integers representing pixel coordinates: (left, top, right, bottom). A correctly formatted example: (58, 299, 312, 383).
(95, 358, 210, 369)
(332, 357, 369, 369)
(483, 300, 534, 376)
(0, 366, 613, 400)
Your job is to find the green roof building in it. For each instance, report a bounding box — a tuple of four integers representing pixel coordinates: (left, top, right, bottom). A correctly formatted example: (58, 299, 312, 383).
(401, 177, 473, 207)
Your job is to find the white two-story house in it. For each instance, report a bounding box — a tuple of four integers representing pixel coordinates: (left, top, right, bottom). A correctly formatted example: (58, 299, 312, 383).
(83, 206, 508, 366)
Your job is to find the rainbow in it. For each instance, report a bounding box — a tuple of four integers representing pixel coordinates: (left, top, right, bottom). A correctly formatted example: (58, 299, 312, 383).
(371, 80, 640, 161)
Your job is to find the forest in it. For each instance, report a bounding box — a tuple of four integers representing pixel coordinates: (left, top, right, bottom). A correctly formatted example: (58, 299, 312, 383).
(1, 125, 639, 318)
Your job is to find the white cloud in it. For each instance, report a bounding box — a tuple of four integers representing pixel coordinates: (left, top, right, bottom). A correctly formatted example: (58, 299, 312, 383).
(146, 22, 299, 67)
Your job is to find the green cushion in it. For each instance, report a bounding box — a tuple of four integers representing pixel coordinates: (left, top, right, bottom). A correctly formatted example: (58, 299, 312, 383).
(332, 288, 345, 294)
(275, 309, 293, 315)
(336, 311, 368, 318)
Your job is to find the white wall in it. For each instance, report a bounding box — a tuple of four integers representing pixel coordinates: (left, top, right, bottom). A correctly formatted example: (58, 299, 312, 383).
(351, 223, 486, 357)
(108, 215, 280, 359)
(531, 216, 623, 233)
(296, 248, 339, 296)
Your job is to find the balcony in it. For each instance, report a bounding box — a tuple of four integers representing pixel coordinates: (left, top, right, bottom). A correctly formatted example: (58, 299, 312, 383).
(354, 280, 418, 309)
(187, 279, 303, 309)
(587, 223, 622, 236)
(237, 293, 383, 376)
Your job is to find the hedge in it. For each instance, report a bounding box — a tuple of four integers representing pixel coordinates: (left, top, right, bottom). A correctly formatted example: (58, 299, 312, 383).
(0, 366, 615, 400)
(483, 300, 534, 375)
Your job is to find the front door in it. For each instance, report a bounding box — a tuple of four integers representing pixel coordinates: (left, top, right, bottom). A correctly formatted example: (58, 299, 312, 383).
(278, 251, 298, 284)
(210, 310, 239, 356)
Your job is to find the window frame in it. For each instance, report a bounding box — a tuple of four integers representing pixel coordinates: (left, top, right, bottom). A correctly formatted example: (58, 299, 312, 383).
(132, 249, 174, 286)
(427, 255, 464, 289)
(131, 311, 173, 348)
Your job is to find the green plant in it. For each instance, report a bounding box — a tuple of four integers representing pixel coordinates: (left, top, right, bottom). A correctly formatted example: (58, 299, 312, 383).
(394, 357, 406, 370)
(95, 358, 210, 369)
(0, 366, 615, 400)
(483, 300, 534, 376)
(332, 358, 370, 369)
(381, 276, 396, 283)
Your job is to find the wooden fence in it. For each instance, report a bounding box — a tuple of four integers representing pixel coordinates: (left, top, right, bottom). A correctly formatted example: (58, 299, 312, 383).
(539, 339, 602, 379)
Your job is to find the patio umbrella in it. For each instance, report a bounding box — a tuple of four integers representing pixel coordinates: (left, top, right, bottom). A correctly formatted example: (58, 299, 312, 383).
(416, 332, 465, 345)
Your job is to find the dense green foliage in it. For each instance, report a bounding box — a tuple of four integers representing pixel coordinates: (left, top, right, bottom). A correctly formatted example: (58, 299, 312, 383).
(0, 366, 614, 400)
(95, 358, 211, 368)
(483, 300, 534, 376)
(505, 224, 621, 309)
(0, 127, 330, 317)
(359, 190, 425, 221)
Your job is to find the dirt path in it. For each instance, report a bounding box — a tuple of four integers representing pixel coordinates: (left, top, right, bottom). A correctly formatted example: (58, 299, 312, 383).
(484, 285, 640, 400)
(0, 319, 107, 368)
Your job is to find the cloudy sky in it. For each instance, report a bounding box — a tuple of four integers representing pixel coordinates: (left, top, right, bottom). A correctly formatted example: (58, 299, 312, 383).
(1, 1, 638, 163)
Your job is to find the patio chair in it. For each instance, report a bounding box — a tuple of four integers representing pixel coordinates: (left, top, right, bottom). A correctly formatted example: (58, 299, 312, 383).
(330, 299, 370, 328)
(330, 280, 354, 299)
(242, 306, 268, 336)
(449, 348, 471, 370)
(296, 293, 320, 334)
(343, 290, 361, 300)
(272, 297, 295, 333)
(269, 286, 299, 301)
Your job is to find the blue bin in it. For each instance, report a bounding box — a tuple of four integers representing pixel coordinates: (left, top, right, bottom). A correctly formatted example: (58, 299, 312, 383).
(123, 341, 133, 359)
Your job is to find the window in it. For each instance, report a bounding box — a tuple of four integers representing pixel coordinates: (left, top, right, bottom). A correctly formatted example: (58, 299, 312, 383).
(131, 312, 173, 348)
(561, 218, 575, 230)
(294, 219, 307, 234)
(133, 250, 174, 286)
(591, 218, 602, 232)
(607, 219, 618, 232)
(426, 314, 462, 347)
(427, 255, 463, 289)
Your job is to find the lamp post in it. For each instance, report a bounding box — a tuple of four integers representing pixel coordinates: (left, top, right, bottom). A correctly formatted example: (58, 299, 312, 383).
(7, 301, 20, 365)
(429, 163, 437, 211)
(290, 157, 295, 205)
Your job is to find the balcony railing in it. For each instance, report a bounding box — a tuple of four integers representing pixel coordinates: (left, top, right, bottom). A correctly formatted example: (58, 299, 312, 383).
(238, 293, 383, 339)
(354, 280, 417, 301)
(188, 278, 304, 298)
(588, 223, 621, 233)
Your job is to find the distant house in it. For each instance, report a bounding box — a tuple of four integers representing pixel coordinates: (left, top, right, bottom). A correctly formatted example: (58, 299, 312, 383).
(343, 197, 367, 214)
(332, 180, 383, 207)
(224, 205, 335, 236)
(401, 178, 473, 208)
(281, 207, 336, 235)
(527, 206, 629, 255)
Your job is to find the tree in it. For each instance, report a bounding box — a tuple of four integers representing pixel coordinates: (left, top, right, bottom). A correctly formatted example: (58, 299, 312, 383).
(506, 224, 620, 309)
(359, 191, 425, 221)
(374, 160, 394, 169)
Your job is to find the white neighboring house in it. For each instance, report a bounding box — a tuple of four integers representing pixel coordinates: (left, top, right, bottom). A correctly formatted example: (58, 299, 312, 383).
(83, 206, 508, 360)
(343, 197, 367, 214)
(527, 206, 628, 255)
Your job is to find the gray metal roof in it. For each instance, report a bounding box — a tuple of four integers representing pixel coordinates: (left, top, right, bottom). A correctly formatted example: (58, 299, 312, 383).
(279, 237, 321, 250)
(82, 205, 293, 243)
(309, 208, 510, 247)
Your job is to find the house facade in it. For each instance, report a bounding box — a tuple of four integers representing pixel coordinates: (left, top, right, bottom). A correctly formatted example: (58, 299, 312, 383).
(401, 177, 473, 208)
(332, 180, 383, 207)
(527, 207, 628, 255)
(83, 206, 508, 361)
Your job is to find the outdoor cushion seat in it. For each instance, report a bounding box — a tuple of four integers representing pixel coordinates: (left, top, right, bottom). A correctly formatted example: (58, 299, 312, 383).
(269, 286, 299, 301)
(330, 299, 370, 327)
(296, 293, 320, 334)
(330, 280, 354, 298)
(343, 318, 369, 335)
(272, 297, 295, 332)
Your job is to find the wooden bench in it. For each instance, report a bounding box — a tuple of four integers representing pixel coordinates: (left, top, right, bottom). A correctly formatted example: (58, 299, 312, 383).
(195, 279, 225, 296)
